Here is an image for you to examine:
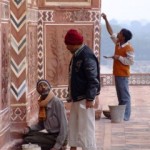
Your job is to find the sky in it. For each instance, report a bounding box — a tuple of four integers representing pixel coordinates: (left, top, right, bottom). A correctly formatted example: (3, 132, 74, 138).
(101, 0, 150, 22)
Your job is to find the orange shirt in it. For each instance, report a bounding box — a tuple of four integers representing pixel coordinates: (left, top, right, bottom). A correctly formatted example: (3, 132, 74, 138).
(113, 43, 134, 77)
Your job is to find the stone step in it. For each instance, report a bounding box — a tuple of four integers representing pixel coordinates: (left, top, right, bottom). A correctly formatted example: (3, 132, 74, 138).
(1, 139, 22, 150)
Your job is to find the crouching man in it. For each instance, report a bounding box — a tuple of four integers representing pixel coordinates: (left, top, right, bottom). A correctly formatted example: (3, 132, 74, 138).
(23, 79, 68, 150)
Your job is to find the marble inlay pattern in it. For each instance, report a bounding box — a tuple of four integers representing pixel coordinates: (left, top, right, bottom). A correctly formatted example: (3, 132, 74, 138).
(10, 0, 27, 103)
(52, 86, 68, 99)
(37, 10, 54, 79)
(11, 106, 26, 121)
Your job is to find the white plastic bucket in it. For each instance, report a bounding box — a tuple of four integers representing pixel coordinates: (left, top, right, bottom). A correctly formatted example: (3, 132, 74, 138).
(22, 143, 41, 150)
(109, 105, 126, 123)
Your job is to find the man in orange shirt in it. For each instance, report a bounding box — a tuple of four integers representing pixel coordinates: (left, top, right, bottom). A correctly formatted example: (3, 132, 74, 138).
(101, 13, 134, 121)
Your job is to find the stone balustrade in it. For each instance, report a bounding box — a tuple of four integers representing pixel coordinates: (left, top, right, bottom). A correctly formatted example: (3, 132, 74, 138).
(101, 73, 150, 86)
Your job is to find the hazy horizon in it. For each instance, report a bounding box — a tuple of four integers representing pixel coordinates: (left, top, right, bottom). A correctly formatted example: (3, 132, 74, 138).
(101, 0, 150, 22)
(101, 19, 150, 26)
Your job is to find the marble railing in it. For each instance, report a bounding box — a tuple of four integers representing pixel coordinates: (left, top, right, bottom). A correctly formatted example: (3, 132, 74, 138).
(101, 73, 150, 86)
(51, 73, 150, 99)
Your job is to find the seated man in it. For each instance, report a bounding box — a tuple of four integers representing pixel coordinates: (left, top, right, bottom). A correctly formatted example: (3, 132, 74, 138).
(23, 79, 68, 150)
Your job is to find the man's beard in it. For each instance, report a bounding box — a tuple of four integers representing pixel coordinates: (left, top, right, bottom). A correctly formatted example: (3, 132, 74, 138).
(40, 89, 50, 100)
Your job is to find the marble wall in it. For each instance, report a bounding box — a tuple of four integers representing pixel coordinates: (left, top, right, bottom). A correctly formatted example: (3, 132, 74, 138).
(26, 0, 39, 126)
(10, 0, 39, 125)
(0, 0, 11, 149)
(38, 0, 101, 98)
(0, 0, 101, 149)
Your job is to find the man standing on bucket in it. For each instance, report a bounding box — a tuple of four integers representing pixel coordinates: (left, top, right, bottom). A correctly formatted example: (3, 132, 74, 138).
(101, 13, 134, 121)
(64, 29, 100, 150)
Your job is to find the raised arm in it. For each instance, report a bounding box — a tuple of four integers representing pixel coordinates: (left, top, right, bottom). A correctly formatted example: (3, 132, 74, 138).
(101, 13, 113, 36)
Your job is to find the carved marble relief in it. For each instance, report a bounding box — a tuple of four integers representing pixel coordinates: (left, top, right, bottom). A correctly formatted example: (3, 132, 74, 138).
(27, 9, 38, 22)
(54, 9, 91, 23)
(45, 25, 93, 86)
(0, 23, 10, 109)
(1, 3, 9, 19)
(27, 0, 38, 6)
(45, 26, 71, 86)
(27, 25, 38, 91)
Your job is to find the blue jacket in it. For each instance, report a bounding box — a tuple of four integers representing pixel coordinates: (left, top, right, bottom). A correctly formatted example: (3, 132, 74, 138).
(69, 45, 100, 102)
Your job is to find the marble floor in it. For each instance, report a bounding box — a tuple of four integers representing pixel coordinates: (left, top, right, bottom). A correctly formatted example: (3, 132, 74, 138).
(67, 86, 150, 150)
